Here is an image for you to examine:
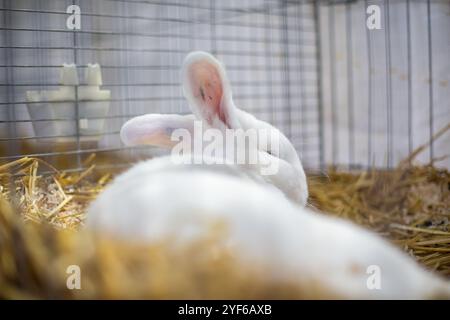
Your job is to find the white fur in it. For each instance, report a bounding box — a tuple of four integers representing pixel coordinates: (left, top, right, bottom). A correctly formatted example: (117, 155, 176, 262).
(120, 51, 308, 205)
(87, 52, 449, 299)
(87, 164, 449, 299)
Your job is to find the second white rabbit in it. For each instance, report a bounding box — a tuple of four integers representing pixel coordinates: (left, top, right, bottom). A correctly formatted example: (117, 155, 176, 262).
(87, 51, 450, 299)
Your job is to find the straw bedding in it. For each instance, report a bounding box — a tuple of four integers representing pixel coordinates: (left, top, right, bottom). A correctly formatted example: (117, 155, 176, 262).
(0, 127, 448, 299)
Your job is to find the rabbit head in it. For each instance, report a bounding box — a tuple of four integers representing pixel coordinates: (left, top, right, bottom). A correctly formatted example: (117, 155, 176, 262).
(120, 51, 308, 206)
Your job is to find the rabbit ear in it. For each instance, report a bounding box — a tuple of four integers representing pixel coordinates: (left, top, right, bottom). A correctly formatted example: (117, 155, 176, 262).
(182, 51, 239, 130)
(120, 114, 195, 148)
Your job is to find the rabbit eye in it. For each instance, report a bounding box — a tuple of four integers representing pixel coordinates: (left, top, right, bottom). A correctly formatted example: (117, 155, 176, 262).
(266, 150, 273, 156)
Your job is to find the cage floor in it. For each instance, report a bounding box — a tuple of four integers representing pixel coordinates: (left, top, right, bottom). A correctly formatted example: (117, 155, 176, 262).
(0, 153, 448, 299)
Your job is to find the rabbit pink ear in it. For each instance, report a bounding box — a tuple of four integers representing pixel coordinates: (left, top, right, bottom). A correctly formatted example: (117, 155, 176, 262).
(120, 114, 195, 148)
(182, 51, 238, 130)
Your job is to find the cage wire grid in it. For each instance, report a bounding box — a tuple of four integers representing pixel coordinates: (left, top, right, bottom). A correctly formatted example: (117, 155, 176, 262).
(0, 0, 449, 173)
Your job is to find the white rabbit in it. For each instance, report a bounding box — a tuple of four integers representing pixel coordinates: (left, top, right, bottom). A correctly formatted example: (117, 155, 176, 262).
(120, 51, 308, 206)
(87, 52, 450, 299)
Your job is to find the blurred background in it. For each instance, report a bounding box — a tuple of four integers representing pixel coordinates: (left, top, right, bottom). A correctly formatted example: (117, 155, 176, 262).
(0, 0, 449, 172)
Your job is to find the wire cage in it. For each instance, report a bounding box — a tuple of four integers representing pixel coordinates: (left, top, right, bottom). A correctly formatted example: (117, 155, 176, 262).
(0, 0, 449, 172)
(1, 0, 450, 300)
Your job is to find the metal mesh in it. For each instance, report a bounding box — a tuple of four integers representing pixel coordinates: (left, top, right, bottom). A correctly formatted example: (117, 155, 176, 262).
(318, 0, 450, 169)
(0, 0, 321, 171)
(0, 0, 449, 172)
